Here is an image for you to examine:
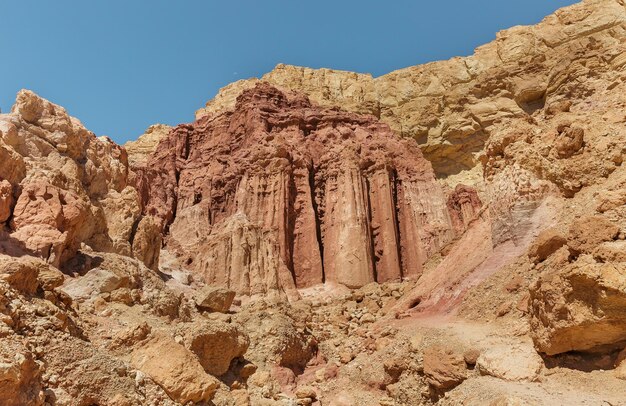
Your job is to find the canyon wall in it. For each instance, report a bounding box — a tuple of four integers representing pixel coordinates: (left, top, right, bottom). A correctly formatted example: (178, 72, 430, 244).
(137, 84, 481, 294)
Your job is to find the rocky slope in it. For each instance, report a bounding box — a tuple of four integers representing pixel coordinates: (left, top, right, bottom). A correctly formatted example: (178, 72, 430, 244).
(1, 0, 626, 405)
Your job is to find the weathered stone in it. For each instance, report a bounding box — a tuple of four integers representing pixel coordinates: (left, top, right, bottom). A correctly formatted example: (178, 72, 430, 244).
(195, 286, 236, 313)
(423, 345, 467, 390)
(124, 124, 173, 168)
(527, 228, 567, 264)
(0, 254, 44, 295)
(529, 260, 626, 355)
(184, 321, 249, 376)
(568, 215, 620, 255)
(476, 344, 542, 381)
(130, 334, 220, 403)
(131, 215, 161, 270)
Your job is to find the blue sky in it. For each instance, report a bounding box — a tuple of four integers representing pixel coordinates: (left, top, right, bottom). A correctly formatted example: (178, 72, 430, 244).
(0, 1, 577, 144)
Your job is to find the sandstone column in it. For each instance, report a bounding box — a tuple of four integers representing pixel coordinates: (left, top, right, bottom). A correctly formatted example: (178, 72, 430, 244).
(322, 168, 375, 288)
(291, 166, 324, 287)
(368, 169, 402, 282)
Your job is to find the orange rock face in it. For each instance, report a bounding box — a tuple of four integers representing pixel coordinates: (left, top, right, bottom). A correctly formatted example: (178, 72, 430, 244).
(138, 84, 481, 292)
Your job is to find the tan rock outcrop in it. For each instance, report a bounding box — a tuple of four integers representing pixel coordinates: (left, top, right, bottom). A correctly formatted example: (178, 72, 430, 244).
(0, 90, 160, 268)
(124, 124, 172, 168)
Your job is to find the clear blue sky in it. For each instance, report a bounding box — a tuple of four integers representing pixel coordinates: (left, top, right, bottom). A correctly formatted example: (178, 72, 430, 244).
(0, 1, 578, 144)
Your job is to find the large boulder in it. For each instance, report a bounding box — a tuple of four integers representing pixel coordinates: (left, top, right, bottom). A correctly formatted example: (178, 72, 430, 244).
(10, 182, 91, 268)
(527, 228, 567, 264)
(183, 321, 249, 376)
(529, 259, 626, 355)
(130, 334, 220, 403)
(476, 343, 543, 381)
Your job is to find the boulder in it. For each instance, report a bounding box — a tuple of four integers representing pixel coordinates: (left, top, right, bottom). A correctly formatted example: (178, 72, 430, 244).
(195, 286, 236, 313)
(61, 268, 129, 301)
(130, 334, 220, 403)
(423, 344, 468, 390)
(527, 228, 567, 264)
(476, 343, 542, 381)
(10, 182, 91, 267)
(529, 259, 626, 355)
(184, 321, 249, 376)
(0, 254, 44, 295)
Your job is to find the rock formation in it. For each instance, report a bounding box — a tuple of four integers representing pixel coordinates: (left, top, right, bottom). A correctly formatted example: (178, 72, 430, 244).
(0, 90, 162, 269)
(3, 0, 626, 404)
(137, 83, 481, 294)
(124, 124, 173, 169)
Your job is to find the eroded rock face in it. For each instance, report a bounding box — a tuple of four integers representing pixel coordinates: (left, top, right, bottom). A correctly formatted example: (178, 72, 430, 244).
(124, 124, 173, 169)
(138, 83, 479, 293)
(0, 90, 159, 269)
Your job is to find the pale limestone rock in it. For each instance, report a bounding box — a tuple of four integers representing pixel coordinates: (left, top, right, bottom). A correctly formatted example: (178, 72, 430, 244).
(124, 124, 172, 168)
(530, 259, 626, 355)
(476, 344, 542, 381)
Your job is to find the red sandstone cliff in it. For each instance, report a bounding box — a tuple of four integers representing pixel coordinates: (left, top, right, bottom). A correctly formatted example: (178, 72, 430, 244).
(137, 84, 480, 294)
